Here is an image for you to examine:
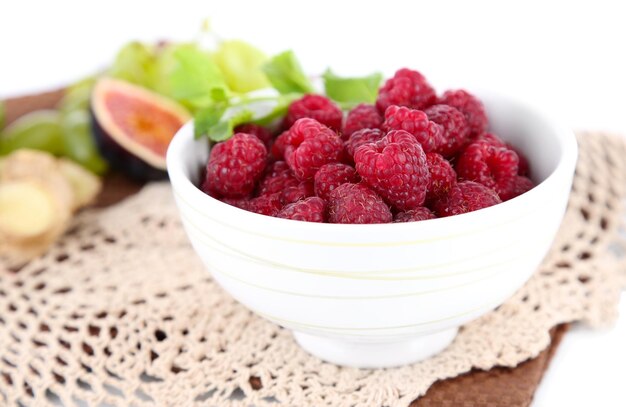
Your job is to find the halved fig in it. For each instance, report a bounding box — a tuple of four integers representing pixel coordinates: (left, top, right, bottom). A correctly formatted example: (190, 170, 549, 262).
(91, 78, 191, 180)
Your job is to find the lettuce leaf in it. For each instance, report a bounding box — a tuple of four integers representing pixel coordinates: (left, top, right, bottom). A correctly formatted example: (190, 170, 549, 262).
(214, 40, 270, 93)
(262, 50, 314, 95)
(154, 43, 230, 111)
(195, 105, 254, 142)
(322, 69, 382, 107)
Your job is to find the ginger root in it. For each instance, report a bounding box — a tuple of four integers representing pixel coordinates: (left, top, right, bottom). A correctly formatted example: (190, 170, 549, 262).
(58, 158, 102, 211)
(0, 149, 102, 265)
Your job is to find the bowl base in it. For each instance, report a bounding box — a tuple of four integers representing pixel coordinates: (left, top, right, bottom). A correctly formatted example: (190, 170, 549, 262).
(293, 328, 458, 368)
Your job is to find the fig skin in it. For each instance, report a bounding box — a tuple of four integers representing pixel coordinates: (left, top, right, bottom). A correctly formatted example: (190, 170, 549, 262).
(90, 78, 191, 181)
(90, 109, 168, 181)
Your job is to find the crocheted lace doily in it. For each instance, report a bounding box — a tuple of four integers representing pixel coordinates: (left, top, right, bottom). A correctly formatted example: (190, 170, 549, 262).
(1, 133, 625, 407)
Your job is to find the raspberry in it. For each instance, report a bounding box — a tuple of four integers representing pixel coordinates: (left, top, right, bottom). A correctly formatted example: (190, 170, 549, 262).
(425, 152, 457, 204)
(284, 94, 343, 131)
(507, 144, 530, 176)
(354, 130, 430, 211)
(314, 163, 359, 200)
(271, 130, 291, 160)
(284, 118, 344, 180)
(345, 128, 385, 159)
(425, 104, 471, 157)
(383, 105, 443, 153)
(395, 207, 436, 222)
(328, 183, 392, 224)
(204, 133, 267, 198)
(433, 181, 501, 217)
(476, 132, 506, 147)
(343, 104, 383, 138)
(220, 197, 251, 210)
(438, 90, 488, 136)
(475, 133, 531, 177)
(234, 123, 273, 148)
(277, 196, 326, 222)
(257, 161, 299, 196)
(498, 175, 534, 201)
(376, 68, 437, 113)
(280, 181, 314, 205)
(248, 193, 283, 216)
(456, 140, 519, 199)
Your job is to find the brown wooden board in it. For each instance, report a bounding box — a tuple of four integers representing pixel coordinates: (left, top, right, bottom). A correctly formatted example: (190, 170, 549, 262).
(3, 90, 568, 406)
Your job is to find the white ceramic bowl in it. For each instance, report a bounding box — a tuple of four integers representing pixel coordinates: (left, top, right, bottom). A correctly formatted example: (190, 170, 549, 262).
(166, 92, 577, 368)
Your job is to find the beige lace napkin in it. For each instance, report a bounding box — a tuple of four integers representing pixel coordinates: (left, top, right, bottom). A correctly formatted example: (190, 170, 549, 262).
(0, 133, 624, 407)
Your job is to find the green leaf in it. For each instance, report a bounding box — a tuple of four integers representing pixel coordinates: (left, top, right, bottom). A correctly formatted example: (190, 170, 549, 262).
(194, 104, 227, 139)
(323, 69, 382, 106)
(210, 87, 229, 102)
(109, 42, 158, 89)
(262, 50, 314, 95)
(155, 43, 230, 111)
(209, 109, 254, 142)
(194, 105, 254, 142)
(251, 93, 301, 126)
(213, 40, 270, 93)
(0, 110, 65, 156)
(224, 109, 254, 133)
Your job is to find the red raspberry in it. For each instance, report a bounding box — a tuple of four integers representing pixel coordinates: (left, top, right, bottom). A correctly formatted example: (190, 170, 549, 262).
(257, 161, 299, 196)
(280, 181, 314, 205)
(284, 94, 343, 131)
(328, 183, 392, 224)
(234, 123, 273, 148)
(476, 132, 506, 147)
(383, 105, 443, 153)
(314, 163, 359, 200)
(354, 130, 430, 211)
(395, 207, 436, 222)
(476, 133, 531, 177)
(277, 196, 326, 222)
(433, 181, 501, 217)
(343, 104, 383, 138)
(507, 144, 530, 176)
(203, 133, 267, 198)
(376, 68, 437, 113)
(456, 140, 519, 199)
(438, 90, 488, 136)
(271, 130, 291, 160)
(284, 118, 344, 180)
(248, 193, 283, 216)
(220, 197, 251, 210)
(345, 128, 385, 159)
(201, 176, 219, 198)
(426, 152, 457, 204)
(498, 175, 534, 201)
(425, 104, 471, 158)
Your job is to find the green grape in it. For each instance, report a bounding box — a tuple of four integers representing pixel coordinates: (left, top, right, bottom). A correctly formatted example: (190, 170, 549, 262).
(214, 40, 270, 93)
(0, 100, 5, 130)
(60, 110, 108, 174)
(59, 76, 97, 113)
(109, 41, 158, 89)
(0, 110, 65, 155)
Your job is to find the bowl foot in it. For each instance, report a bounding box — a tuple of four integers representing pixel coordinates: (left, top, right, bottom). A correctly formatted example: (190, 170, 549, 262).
(293, 328, 458, 368)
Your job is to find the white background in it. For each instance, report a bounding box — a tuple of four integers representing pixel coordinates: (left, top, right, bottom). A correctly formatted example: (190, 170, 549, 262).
(1, 1, 625, 405)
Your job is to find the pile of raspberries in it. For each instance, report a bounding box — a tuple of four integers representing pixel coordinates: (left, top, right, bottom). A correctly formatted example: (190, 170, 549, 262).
(201, 68, 534, 224)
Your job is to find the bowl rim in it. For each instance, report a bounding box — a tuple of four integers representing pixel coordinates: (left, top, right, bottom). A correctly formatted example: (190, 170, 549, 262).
(166, 91, 578, 233)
